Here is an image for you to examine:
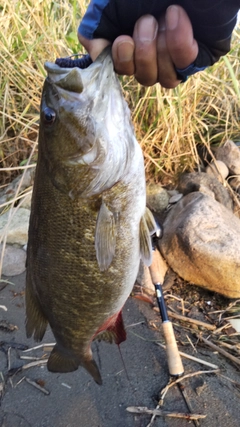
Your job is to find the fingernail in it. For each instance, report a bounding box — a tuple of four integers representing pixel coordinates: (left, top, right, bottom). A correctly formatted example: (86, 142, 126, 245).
(116, 41, 134, 62)
(166, 5, 179, 30)
(136, 15, 158, 42)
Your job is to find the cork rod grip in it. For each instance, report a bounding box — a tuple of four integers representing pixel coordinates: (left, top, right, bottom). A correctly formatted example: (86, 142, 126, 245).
(162, 321, 184, 376)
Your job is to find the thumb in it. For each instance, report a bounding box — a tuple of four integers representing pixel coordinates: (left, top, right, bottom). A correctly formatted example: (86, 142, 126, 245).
(78, 33, 111, 61)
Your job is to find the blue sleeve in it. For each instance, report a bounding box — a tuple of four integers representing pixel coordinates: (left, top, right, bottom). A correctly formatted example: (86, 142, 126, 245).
(78, 0, 240, 72)
(175, 64, 207, 82)
(78, 0, 110, 40)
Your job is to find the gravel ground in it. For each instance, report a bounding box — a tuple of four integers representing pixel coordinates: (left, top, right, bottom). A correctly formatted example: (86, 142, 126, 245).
(0, 273, 240, 427)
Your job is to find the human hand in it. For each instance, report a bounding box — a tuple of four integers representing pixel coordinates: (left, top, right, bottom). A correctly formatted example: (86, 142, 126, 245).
(78, 5, 198, 88)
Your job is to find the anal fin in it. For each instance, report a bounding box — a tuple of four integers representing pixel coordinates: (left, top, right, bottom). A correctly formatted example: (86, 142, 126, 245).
(47, 345, 79, 373)
(48, 345, 102, 385)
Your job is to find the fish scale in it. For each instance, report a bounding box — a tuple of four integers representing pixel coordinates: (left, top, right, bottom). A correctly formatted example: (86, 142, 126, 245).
(26, 48, 157, 384)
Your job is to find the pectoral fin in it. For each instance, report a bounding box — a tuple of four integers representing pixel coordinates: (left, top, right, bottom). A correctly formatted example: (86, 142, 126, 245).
(95, 202, 116, 271)
(144, 207, 158, 235)
(140, 208, 158, 267)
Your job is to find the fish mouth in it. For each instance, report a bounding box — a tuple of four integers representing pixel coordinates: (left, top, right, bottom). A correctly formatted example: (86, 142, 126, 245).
(45, 66, 84, 94)
(44, 47, 113, 95)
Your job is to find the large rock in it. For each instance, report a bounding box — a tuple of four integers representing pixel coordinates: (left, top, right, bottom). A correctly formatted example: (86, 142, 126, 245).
(20, 192, 32, 209)
(146, 184, 169, 225)
(215, 140, 240, 175)
(0, 244, 26, 276)
(178, 172, 233, 211)
(146, 184, 169, 213)
(0, 208, 30, 246)
(206, 160, 229, 182)
(159, 192, 240, 298)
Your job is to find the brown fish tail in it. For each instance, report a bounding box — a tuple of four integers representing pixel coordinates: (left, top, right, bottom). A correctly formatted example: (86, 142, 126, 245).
(82, 358, 102, 385)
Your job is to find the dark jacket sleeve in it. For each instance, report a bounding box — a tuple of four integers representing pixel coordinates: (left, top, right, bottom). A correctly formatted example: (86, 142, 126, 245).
(78, 0, 240, 72)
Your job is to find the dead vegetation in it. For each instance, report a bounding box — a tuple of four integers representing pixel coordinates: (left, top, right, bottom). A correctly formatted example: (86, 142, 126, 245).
(149, 280, 240, 372)
(0, 3, 240, 421)
(130, 279, 240, 424)
(1, 1, 240, 191)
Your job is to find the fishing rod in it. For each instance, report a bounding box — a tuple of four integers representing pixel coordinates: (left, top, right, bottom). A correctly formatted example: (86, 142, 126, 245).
(149, 233, 184, 377)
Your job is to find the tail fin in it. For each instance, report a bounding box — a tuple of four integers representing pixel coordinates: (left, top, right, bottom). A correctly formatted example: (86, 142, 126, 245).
(82, 358, 102, 385)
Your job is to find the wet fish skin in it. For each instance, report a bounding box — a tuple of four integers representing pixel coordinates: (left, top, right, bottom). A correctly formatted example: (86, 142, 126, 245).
(26, 49, 156, 384)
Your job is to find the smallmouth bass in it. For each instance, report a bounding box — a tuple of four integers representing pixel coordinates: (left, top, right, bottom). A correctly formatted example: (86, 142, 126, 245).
(26, 48, 156, 385)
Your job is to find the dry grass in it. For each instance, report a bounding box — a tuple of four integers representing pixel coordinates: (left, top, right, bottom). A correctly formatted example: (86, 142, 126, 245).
(122, 32, 240, 183)
(1, 0, 240, 189)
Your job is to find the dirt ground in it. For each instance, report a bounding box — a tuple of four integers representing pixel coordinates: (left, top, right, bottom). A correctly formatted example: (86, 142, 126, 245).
(0, 272, 240, 427)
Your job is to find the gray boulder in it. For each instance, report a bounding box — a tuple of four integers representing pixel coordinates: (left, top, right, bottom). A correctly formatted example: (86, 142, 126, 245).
(159, 192, 240, 298)
(206, 160, 229, 181)
(0, 208, 30, 246)
(0, 244, 26, 276)
(146, 184, 169, 211)
(178, 172, 233, 211)
(215, 140, 240, 175)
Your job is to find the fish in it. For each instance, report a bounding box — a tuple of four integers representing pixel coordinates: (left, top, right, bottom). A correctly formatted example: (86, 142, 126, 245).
(25, 48, 157, 385)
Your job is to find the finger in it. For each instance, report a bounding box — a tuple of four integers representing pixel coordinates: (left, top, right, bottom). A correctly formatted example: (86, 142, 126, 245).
(78, 33, 111, 61)
(156, 16, 181, 88)
(112, 36, 135, 75)
(133, 15, 158, 86)
(166, 5, 198, 69)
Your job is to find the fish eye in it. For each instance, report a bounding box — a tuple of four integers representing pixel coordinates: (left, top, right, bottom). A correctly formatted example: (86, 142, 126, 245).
(43, 107, 56, 124)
